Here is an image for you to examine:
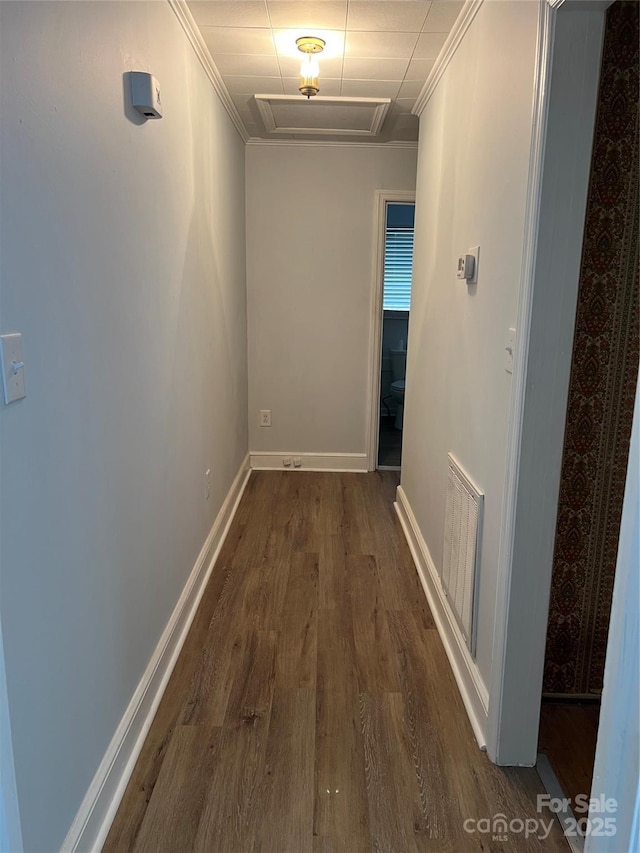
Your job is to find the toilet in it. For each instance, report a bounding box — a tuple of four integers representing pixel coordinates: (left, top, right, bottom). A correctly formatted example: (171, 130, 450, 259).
(389, 346, 407, 430)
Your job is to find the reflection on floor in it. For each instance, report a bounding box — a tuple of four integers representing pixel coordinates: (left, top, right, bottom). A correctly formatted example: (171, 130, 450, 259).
(538, 700, 600, 805)
(378, 415, 402, 467)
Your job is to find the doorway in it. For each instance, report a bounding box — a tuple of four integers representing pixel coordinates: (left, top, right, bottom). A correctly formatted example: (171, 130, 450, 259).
(537, 0, 639, 828)
(367, 191, 415, 471)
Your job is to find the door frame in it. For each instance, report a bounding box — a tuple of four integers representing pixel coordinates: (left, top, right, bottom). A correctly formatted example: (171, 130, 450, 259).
(366, 189, 416, 471)
(487, 0, 610, 765)
(0, 610, 23, 852)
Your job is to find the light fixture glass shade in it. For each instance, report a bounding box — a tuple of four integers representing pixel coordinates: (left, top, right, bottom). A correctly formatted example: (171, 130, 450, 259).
(299, 54, 320, 97)
(296, 36, 325, 98)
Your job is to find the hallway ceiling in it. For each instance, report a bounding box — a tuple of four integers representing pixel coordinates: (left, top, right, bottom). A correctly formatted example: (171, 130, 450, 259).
(186, 0, 464, 142)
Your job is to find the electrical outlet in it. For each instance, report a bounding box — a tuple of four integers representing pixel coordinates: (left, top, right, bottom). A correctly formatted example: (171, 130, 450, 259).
(293, 457, 302, 468)
(260, 409, 271, 427)
(205, 468, 211, 500)
(283, 457, 292, 467)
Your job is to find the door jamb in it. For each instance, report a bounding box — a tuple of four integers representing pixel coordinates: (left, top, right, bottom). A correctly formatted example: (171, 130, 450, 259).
(487, 0, 608, 764)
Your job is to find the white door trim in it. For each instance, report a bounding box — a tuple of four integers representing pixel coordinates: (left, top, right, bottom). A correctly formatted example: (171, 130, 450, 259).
(0, 610, 23, 852)
(487, 0, 607, 764)
(366, 189, 415, 471)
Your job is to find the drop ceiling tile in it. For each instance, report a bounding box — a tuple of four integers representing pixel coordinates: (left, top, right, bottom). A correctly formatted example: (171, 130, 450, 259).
(277, 55, 344, 78)
(188, 1, 270, 28)
(343, 57, 409, 81)
(345, 30, 418, 59)
(397, 79, 425, 99)
(214, 53, 281, 76)
(200, 26, 275, 55)
(282, 77, 342, 96)
(346, 1, 431, 33)
(267, 1, 348, 30)
(340, 79, 400, 98)
(423, 0, 464, 32)
(413, 31, 448, 59)
(405, 58, 436, 80)
(225, 75, 284, 94)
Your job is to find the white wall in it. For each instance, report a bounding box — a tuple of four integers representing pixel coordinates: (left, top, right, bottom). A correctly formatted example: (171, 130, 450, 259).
(401, 0, 539, 690)
(245, 144, 417, 456)
(0, 2, 247, 849)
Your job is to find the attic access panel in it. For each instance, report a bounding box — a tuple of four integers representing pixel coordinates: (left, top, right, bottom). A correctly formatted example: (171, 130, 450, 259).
(254, 94, 391, 137)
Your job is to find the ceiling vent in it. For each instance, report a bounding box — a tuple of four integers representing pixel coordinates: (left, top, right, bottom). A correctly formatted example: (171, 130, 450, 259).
(254, 95, 391, 138)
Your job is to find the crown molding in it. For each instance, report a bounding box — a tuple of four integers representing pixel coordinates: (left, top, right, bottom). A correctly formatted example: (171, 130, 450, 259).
(245, 138, 419, 150)
(413, 0, 484, 116)
(167, 0, 249, 143)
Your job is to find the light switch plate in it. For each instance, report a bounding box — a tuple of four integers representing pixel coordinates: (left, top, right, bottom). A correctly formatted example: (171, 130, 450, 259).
(468, 245, 480, 284)
(1, 333, 26, 404)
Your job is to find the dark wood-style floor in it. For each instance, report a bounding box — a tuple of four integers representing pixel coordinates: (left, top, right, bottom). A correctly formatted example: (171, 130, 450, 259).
(538, 701, 600, 807)
(104, 471, 567, 852)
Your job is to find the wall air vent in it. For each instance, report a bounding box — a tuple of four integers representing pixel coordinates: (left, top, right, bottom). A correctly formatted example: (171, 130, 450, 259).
(442, 453, 484, 654)
(254, 94, 391, 138)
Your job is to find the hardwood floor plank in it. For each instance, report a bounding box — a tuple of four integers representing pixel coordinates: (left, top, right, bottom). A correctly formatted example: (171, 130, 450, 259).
(386, 610, 471, 839)
(177, 567, 256, 726)
(195, 632, 278, 851)
(359, 691, 423, 853)
(230, 472, 285, 568)
(314, 687, 370, 847)
(318, 533, 348, 611)
(275, 552, 319, 688)
(101, 651, 200, 852)
(348, 554, 402, 694)
(253, 687, 316, 853)
(289, 473, 323, 552)
(131, 725, 221, 853)
(193, 715, 272, 853)
(341, 474, 378, 555)
(223, 629, 277, 727)
(317, 601, 357, 696)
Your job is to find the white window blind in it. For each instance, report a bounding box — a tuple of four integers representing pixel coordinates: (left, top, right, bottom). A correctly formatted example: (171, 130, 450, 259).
(383, 227, 414, 311)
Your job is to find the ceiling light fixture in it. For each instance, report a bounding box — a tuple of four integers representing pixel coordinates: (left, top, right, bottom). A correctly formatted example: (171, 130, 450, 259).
(296, 36, 325, 98)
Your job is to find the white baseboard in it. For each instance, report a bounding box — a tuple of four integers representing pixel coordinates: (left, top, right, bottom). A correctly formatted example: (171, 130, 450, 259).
(249, 451, 368, 473)
(60, 454, 251, 853)
(395, 485, 489, 749)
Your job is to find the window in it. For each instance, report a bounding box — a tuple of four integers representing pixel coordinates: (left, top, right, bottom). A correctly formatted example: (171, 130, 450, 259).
(383, 203, 415, 312)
